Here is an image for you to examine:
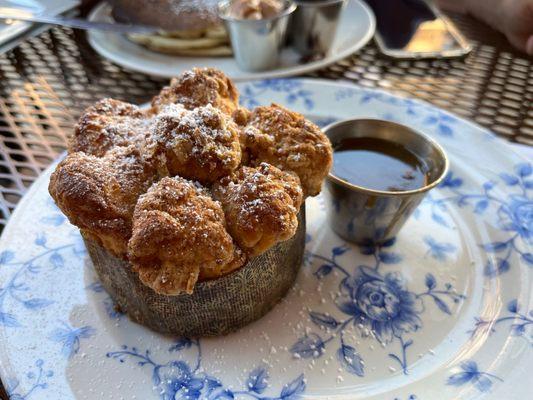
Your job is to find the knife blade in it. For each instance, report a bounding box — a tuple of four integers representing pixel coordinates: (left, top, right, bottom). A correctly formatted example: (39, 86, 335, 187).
(0, 7, 160, 35)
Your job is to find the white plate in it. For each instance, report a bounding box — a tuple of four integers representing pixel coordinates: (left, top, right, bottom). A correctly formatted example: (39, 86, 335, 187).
(86, 0, 375, 81)
(0, 0, 78, 46)
(0, 80, 531, 400)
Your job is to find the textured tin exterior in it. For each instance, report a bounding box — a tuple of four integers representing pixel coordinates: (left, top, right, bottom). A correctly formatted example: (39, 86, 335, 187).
(84, 207, 305, 337)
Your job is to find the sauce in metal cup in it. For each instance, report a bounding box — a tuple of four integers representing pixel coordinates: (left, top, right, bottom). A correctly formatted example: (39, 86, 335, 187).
(323, 118, 449, 244)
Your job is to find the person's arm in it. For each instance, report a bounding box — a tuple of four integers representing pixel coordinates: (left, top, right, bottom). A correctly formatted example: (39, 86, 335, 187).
(437, 0, 533, 55)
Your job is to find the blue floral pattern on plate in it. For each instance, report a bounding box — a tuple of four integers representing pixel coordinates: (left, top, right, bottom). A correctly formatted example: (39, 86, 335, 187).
(48, 321, 95, 359)
(107, 341, 305, 400)
(470, 299, 533, 343)
(0, 80, 530, 399)
(422, 163, 532, 277)
(240, 80, 314, 111)
(5, 360, 53, 400)
(296, 239, 465, 375)
(0, 228, 84, 328)
(446, 361, 503, 393)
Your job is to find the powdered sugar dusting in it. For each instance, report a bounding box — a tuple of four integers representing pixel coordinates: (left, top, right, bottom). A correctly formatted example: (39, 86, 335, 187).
(145, 103, 241, 182)
(169, 0, 219, 18)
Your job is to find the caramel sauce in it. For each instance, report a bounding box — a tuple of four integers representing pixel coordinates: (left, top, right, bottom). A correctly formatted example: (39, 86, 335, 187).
(332, 137, 429, 192)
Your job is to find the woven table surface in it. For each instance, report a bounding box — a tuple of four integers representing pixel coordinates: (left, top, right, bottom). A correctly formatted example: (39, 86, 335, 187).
(0, 6, 531, 399)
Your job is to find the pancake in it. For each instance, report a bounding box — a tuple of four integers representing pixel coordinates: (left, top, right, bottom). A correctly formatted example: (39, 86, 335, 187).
(110, 0, 232, 56)
(134, 42, 233, 56)
(129, 33, 227, 50)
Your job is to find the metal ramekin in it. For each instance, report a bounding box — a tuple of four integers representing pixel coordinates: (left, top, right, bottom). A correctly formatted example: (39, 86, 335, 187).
(218, 0, 296, 71)
(323, 118, 449, 244)
(288, 0, 346, 58)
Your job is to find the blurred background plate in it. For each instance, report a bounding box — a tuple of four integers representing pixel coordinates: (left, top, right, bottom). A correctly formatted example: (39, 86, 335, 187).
(0, 0, 79, 47)
(86, 0, 375, 81)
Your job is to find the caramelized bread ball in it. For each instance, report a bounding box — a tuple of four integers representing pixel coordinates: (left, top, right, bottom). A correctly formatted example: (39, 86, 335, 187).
(232, 106, 251, 126)
(70, 98, 153, 157)
(213, 163, 303, 257)
(128, 177, 244, 295)
(242, 104, 332, 196)
(145, 103, 241, 183)
(49, 145, 157, 255)
(152, 68, 239, 115)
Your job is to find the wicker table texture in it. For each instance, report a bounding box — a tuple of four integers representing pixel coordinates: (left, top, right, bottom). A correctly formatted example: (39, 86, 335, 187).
(0, 6, 531, 399)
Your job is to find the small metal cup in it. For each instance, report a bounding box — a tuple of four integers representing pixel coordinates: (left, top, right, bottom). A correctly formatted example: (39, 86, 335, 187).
(289, 0, 346, 58)
(324, 118, 449, 245)
(219, 0, 296, 72)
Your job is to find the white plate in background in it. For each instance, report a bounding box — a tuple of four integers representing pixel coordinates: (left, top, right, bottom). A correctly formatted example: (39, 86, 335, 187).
(86, 0, 375, 81)
(0, 0, 79, 47)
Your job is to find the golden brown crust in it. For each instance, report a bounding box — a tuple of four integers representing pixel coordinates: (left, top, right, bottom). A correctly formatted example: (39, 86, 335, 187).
(48, 145, 157, 255)
(242, 103, 333, 196)
(145, 103, 241, 183)
(212, 163, 303, 257)
(199, 246, 246, 280)
(151, 68, 239, 115)
(128, 177, 244, 295)
(232, 106, 252, 127)
(69, 98, 153, 157)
